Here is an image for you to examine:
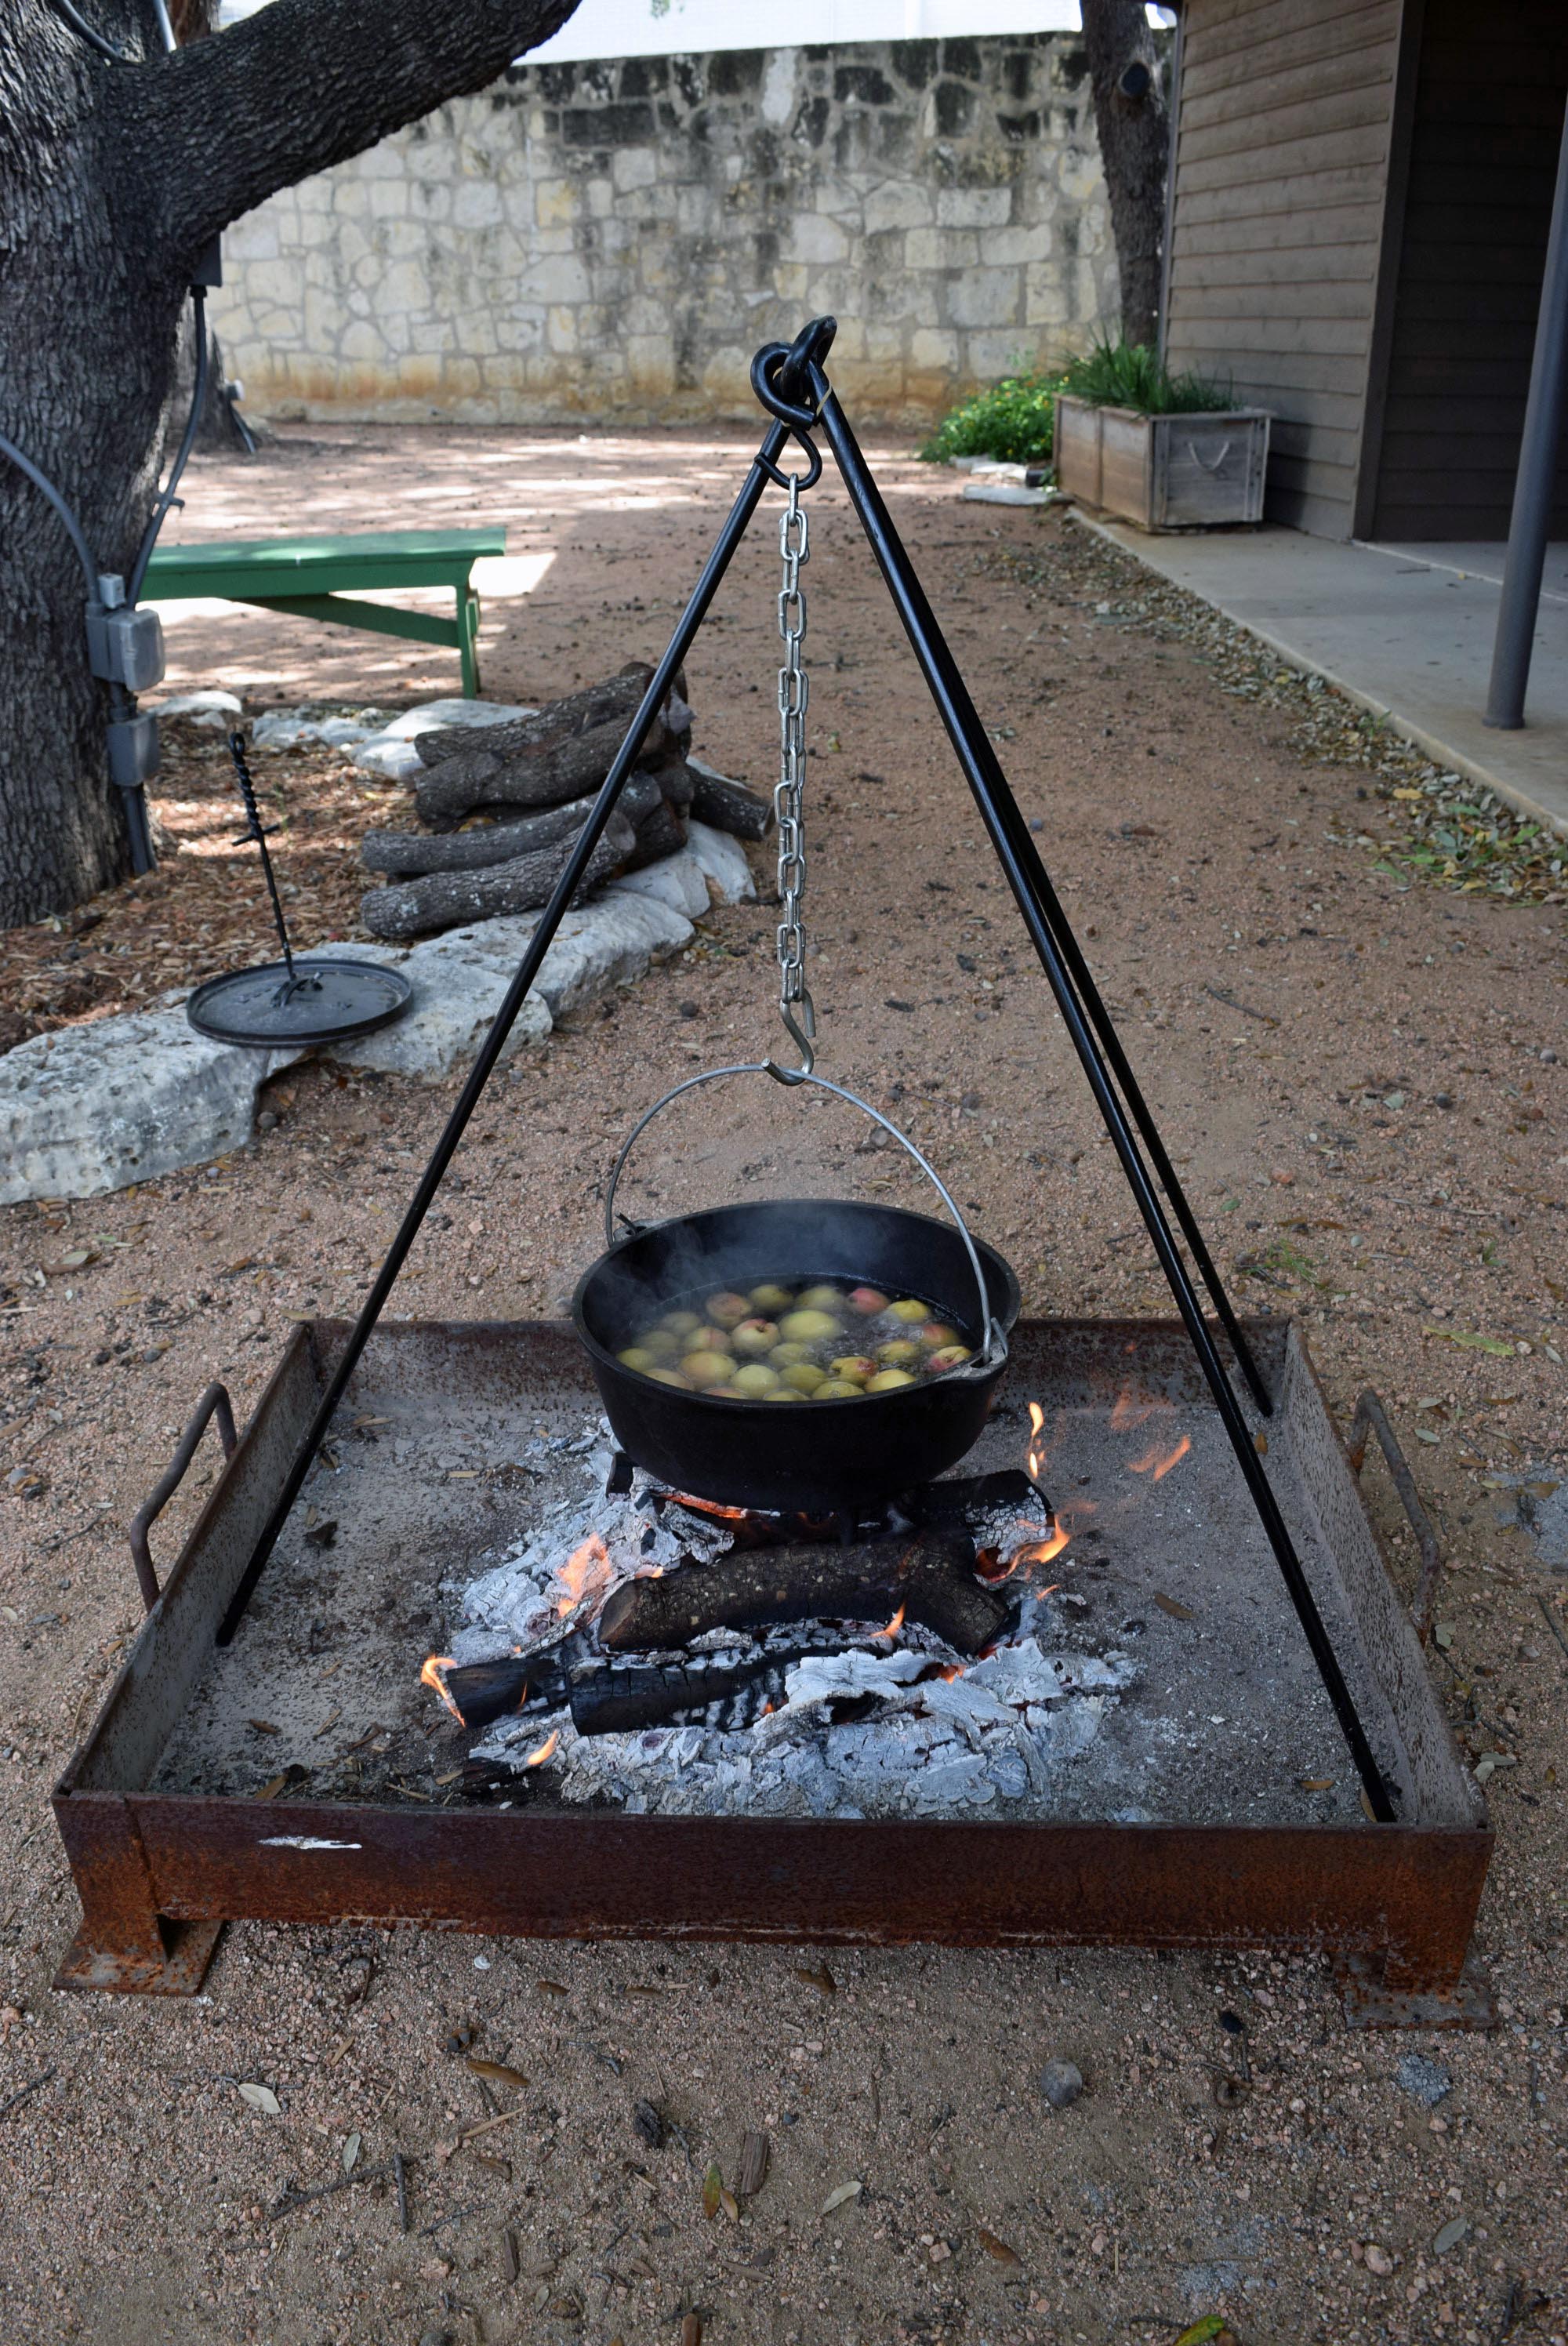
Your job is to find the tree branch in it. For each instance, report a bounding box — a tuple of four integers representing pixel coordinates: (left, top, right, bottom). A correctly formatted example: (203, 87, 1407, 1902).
(116, 0, 579, 263)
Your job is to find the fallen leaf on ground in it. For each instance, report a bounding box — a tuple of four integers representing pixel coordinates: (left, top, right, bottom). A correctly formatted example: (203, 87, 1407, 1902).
(342, 2131, 360, 2174)
(975, 2225, 1022, 2265)
(1152, 1592, 1195, 1620)
(793, 1961, 836, 1996)
(822, 2178, 862, 2214)
(1423, 1326, 1515, 1357)
(702, 2163, 723, 2220)
(1174, 2321, 1227, 2346)
(238, 2082, 281, 2115)
(466, 2057, 528, 2088)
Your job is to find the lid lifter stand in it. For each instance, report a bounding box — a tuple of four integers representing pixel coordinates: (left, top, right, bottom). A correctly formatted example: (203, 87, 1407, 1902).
(214, 317, 1397, 1823)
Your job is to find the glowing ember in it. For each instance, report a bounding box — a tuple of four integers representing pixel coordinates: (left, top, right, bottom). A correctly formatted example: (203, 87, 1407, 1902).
(669, 1492, 753, 1522)
(1129, 1435, 1192, 1482)
(554, 1531, 612, 1618)
(877, 1603, 906, 1640)
(524, 1727, 560, 1768)
(1026, 1400, 1047, 1481)
(420, 1654, 463, 1723)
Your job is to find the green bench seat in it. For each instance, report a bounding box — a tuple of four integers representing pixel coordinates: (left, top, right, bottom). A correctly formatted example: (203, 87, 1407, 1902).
(144, 525, 506, 697)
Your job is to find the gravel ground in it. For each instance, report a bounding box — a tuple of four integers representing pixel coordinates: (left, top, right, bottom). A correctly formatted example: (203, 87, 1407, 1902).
(1, 427, 1565, 2346)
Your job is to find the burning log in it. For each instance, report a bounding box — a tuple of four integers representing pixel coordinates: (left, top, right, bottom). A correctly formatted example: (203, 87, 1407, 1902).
(568, 1649, 797, 1737)
(597, 1527, 1014, 1657)
(359, 813, 635, 942)
(411, 666, 691, 830)
(685, 757, 775, 841)
(360, 772, 666, 877)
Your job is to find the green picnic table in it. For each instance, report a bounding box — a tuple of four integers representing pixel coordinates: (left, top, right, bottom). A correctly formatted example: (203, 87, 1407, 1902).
(143, 525, 506, 697)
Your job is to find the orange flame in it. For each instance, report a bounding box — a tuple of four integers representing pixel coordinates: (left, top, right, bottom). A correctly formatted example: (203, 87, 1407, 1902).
(1111, 1386, 1172, 1432)
(1026, 1401, 1047, 1482)
(1129, 1435, 1192, 1482)
(420, 1654, 464, 1724)
(878, 1603, 906, 1641)
(1011, 1521, 1071, 1572)
(554, 1532, 612, 1618)
(524, 1727, 560, 1768)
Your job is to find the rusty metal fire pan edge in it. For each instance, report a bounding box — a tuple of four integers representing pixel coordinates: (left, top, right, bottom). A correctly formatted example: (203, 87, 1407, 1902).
(51, 1316, 1494, 2015)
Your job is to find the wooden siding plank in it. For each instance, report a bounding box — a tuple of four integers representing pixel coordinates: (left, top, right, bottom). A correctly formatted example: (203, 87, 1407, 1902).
(1160, 345, 1373, 398)
(1181, 4, 1400, 100)
(1181, 37, 1399, 135)
(1163, 314, 1372, 358)
(1173, 205, 1386, 260)
(1178, 125, 1391, 200)
(1171, 252, 1380, 292)
(1178, 83, 1393, 169)
(1169, 285, 1377, 324)
(1183, 0, 1394, 67)
(1175, 164, 1386, 223)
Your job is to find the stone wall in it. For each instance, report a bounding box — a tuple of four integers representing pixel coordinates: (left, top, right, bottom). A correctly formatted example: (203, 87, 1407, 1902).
(213, 35, 1116, 429)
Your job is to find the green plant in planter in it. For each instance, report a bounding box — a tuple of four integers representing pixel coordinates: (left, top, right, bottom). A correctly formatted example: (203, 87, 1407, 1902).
(918, 367, 1065, 466)
(1059, 336, 1234, 416)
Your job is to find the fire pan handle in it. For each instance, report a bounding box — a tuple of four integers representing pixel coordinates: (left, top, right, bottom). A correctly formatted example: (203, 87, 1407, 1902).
(1345, 1387, 1444, 1644)
(129, 1382, 238, 1614)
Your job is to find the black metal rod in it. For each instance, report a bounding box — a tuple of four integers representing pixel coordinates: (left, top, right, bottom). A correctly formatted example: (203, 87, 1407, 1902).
(215, 416, 794, 1646)
(811, 375, 1396, 1821)
(1485, 91, 1568, 730)
(227, 730, 297, 982)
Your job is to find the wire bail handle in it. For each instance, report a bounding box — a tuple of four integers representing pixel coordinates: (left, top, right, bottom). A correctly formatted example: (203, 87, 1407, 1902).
(601, 1062, 1007, 1374)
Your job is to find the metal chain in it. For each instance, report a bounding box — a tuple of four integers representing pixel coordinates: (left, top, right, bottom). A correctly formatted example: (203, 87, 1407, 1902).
(771, 475, 815, 1077)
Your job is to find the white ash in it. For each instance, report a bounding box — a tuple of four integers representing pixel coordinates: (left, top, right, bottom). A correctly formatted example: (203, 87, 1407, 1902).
(445, 1428, 1143, 1822)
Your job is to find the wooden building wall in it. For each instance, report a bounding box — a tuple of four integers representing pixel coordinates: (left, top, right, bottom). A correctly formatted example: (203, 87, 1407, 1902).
(1163, 0, 1406, 538)
(1363, 0, 1568, 539)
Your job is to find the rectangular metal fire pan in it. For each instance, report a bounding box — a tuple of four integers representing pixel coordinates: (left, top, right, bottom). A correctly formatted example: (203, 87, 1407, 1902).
(52, 1317, 1491, 2025)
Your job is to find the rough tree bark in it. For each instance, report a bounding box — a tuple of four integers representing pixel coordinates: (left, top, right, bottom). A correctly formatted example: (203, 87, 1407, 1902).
(1080, 0, 1171, 350)
(0, 0, 576, 928)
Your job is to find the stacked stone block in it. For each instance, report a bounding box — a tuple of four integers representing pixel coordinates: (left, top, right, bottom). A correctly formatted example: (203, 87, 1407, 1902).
(214, 35, 1116, 428)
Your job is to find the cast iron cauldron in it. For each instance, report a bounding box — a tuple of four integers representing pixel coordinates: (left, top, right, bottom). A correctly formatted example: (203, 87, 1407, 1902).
(572, 1070, 1021, 1514)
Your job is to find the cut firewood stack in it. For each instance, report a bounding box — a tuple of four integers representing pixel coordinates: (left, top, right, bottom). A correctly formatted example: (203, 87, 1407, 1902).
(358, 662, 773, 941)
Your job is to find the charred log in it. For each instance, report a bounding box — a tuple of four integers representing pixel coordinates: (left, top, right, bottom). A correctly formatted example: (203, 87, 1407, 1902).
(411, 667, 689, 830)
(597, 1527, 1014, 1656)
(361, 772, 665, 877)
(687, 758, 775, 841)
(623, 797, 688, 871)
(359, 812, 634, 941)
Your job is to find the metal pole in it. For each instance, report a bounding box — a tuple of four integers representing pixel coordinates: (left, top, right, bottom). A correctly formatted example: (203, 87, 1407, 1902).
(811, 371, 1396, 1822)
(216, 416, 794, 1646)
(1485, 91, 1568, 731)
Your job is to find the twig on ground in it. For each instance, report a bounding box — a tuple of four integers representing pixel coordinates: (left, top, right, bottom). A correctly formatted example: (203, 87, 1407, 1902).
(0, 2068, 56, 2122)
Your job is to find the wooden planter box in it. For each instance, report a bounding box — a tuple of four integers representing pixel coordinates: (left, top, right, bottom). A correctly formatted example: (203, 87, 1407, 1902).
(1054, 393, 1270, 530)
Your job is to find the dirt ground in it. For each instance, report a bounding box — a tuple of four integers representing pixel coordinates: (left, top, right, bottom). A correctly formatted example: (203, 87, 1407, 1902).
(1, 425, 1565, 2346)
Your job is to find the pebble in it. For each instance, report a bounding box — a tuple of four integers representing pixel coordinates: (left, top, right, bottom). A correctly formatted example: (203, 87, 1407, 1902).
(1396, 2051, 1452, 2107)
(1040, 2057, 1084, 2108)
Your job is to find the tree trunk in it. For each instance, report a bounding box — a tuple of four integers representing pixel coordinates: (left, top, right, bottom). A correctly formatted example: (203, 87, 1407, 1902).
(0, 0, 577, 928)
(1080, 0, 1171, 350)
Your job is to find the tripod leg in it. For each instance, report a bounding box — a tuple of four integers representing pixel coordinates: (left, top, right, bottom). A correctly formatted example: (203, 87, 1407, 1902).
(812, 378, 1394, 1823)
(217, 417, 796, 1647)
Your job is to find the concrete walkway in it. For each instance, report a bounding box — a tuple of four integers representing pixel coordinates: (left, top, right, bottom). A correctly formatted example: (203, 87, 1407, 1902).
(1081, 518, 1568, 837)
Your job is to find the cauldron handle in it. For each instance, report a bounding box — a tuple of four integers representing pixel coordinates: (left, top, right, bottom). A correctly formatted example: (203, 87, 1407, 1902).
(601, 1061, 1006, 1371)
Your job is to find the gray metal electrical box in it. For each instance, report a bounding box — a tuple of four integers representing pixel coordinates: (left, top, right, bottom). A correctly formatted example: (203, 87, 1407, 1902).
(85, 601, 166, 692)
(106, 713, 160, 787)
